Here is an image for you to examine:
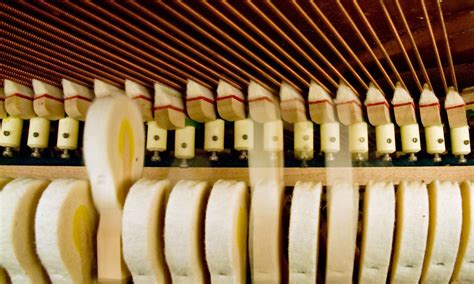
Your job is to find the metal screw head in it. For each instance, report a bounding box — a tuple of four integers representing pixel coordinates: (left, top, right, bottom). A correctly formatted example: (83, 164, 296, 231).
(386, 138, 392, 144)
(412, 138, 418, 143)
(359, 137, 365, 143)
(62, 133, 70, 139)
(464, 140, 470, 145)
(303, 135, 309, 141)
(33, 132, 39, 138)
(154, 135, 160, 141)
(242, 134, 248, 140)
(181, 142, 187, 149)
(212, 135, 218, 141)
(438, 138, 444, 144)
(3, 131, 10, 136)
(330, 137, 336, 143)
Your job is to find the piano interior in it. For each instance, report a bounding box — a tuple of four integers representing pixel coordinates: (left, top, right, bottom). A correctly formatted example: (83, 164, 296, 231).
(0, 0, 473, 283)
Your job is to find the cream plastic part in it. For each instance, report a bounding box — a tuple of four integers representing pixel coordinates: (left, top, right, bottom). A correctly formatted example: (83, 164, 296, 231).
(146, 121, 167, 152)
(359, 181, 395, 283)
(450, 126, 471, 155)
(175, 125, 195, 159)
(320, 122, 340, 153)
(4, 79, 35, 119)
(0, 178, 50, 284)
(390, 181, 429, 283)
(234, 119, 254, 151)
(205, 180, 248, 284)
(263, 120, 283, 152)
(122, 179, 171, 284)
(249, 179, 285, 283)
(94, 79, 125, 98)
(349, 122, 369, 154)
(288, 181, 322, 283)
(125, 79, 153, 122)
(204, 119, 225, 152)
(164, 180, 210, 283)
(57, 117, 79, 150)
(425, 125, 445, 154)
(452, 181, 474, 282)
(325, 182, 359, 283)
(375, 123, 396, 154)
(83, 95, 144, 282)
(421, 181, 463, 283)
(27, 117, 50, 149)
(400, 124, 421, 153)
(0, 117, 23, 148)
(35, 179, 98, 284)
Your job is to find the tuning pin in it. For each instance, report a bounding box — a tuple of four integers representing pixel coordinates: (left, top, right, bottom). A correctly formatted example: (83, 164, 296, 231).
(239, 150, 248, 160)
(151, 151, 161, 162)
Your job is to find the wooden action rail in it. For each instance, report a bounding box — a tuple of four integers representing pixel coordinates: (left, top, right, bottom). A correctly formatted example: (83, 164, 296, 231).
(0, 166, 472, 187)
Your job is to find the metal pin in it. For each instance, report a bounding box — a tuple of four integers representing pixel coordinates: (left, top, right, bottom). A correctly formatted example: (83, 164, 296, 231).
(249, 0, 339, 91)
(168, 1, 295, 91)
(266, 1, 359, 95)
(9, 3, 182, 89)
(121, 1, 252, 89)
(352, 0, 406, 89)
(379, 0, 423, 92)
(436, 0, 458, 91)
(394, 0, 432, 90)
(204, 0, 307, 92)
(151, 151, 161, 162)
(156, 1, 277, 90)
(292, 0, 369, 91)
(420, 0, 448, 93)
(61, 1, 216, 88)
(337, 0, 395, 90)
(309, 1, 383, 92)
